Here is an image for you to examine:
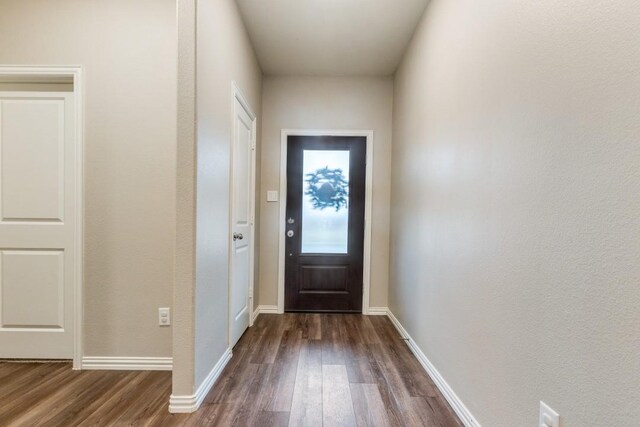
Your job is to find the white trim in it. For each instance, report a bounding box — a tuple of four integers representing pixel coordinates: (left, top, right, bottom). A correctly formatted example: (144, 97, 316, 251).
(367, 307, 389, 316)
(0, 66, 84, 370)
(386, 310, 481, 427)
(258, 305, 280, 314)
(231, 81, 256, 121)
(82, 357, 172, 371)
(277, 129, 374, 314)
(277, 132, 287, 313)
(251, 305, 280, 322)
(229, 81, 257, 349)
(169, 348, 232, 413)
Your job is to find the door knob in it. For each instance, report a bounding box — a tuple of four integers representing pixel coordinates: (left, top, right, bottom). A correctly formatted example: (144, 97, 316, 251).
(233, 232, 244, 241)
(287, 230, 294, 237)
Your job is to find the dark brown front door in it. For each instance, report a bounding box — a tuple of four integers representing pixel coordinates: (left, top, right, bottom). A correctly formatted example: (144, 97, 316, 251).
(285, 135, 366, 312)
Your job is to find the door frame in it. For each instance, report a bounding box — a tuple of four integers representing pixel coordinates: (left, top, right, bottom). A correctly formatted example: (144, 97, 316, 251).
(277, 129, 374, 314)
(0, 65, 84, 368)
(228, 81, 257, 347)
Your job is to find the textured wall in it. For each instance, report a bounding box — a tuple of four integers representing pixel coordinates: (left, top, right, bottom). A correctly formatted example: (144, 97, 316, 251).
(174, 0, 197, 396)
(0, 0, 176, 358)
(390, 0, 640, 425)
(259, 76, 393, 309)
(193, 0, 262, 389)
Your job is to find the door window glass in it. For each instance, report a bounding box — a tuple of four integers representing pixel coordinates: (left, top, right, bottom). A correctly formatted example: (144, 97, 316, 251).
(301, 149, 350, 254)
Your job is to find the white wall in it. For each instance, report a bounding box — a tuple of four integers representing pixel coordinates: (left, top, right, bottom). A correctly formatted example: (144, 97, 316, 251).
(390, 1, 640, 426)
(0, 0, 176, 358)
(191, 0, 262, 392)
(259, 76, 393, 309)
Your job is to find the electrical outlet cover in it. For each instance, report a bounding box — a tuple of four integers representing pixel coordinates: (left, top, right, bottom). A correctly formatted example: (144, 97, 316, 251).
(158, 307, 171, 326)
(539, 401, 560, 427)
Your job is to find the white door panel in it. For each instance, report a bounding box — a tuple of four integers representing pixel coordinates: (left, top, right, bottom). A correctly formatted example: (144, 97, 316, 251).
(1, 250, 65, 328)
(0, 92, 76, 359)
(230, 93, 255, 347)
(1, 99, 65, 222)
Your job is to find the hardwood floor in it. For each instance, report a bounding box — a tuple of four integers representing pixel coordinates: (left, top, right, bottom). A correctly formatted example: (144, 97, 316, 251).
(0, 314, 462, 426)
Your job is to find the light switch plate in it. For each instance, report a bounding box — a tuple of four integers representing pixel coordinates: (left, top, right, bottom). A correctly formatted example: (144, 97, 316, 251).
(539, 401, 560, 427)
(267, 190, 279, 202)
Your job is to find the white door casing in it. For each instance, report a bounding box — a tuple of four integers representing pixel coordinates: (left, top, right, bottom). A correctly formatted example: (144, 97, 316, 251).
(277, 130, 374, 314)
(0, 90, 77, 359)
(229, 83, 256, 348)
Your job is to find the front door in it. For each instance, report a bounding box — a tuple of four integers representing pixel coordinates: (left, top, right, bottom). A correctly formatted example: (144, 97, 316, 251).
(229, 93, 255, 347)
(285, 135, 366, 312)
(0, 90, 77, 359)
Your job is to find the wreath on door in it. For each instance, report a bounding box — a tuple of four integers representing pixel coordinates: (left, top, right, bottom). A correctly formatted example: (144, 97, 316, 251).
(305, 167, 349, 211)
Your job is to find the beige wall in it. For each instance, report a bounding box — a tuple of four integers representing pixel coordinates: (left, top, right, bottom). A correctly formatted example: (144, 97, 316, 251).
(390, 1, 640, 426)
(174, 0, 197, 396)
(0, 0, 176, 358)
(259, 76, 393, 309)
(192, 0, 262, 390)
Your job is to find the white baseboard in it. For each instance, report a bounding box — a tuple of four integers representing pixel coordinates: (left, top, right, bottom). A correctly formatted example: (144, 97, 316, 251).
(255, 304, 279, 317)
(251, 305, 279, 322)
(168, 348, 232, 413)
(385, 310, 480, 427)
(367, 306, 389, 315)
(81, 356, 172, 370)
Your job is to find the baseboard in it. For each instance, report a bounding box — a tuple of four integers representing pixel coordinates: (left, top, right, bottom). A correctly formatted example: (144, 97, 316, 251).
(81, 356, 172, 371)
(258, 305, 279, 314)
(168, 348, 232, 413)
(386, 310, 481, 427)
(251, 305, 280, 322)
(367, 306, 389, 315)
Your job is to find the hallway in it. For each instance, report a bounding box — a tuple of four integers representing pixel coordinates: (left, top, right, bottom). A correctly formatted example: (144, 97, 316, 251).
(187, 314, 462, 426)
(2, 1, 639, 424)
(0, 314, 462, 426)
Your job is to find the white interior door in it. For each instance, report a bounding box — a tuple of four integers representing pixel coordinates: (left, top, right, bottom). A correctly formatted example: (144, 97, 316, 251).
(0, 91, 76, 359)
(230, 92, 255, 347)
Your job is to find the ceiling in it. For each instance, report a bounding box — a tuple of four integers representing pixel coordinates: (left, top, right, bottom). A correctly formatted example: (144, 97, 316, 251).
(236, 0, 430, 76)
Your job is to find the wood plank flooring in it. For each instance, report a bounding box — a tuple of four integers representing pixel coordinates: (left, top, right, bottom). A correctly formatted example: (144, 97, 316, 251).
(0, 314, 462, 426)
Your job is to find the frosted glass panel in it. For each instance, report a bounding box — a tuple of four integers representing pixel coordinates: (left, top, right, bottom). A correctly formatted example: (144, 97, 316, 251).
(301, 150, 350, 254)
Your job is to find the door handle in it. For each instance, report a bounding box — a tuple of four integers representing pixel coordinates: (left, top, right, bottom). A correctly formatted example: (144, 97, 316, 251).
(287, 230, 294, 238)
(233, 232, 244, 241)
